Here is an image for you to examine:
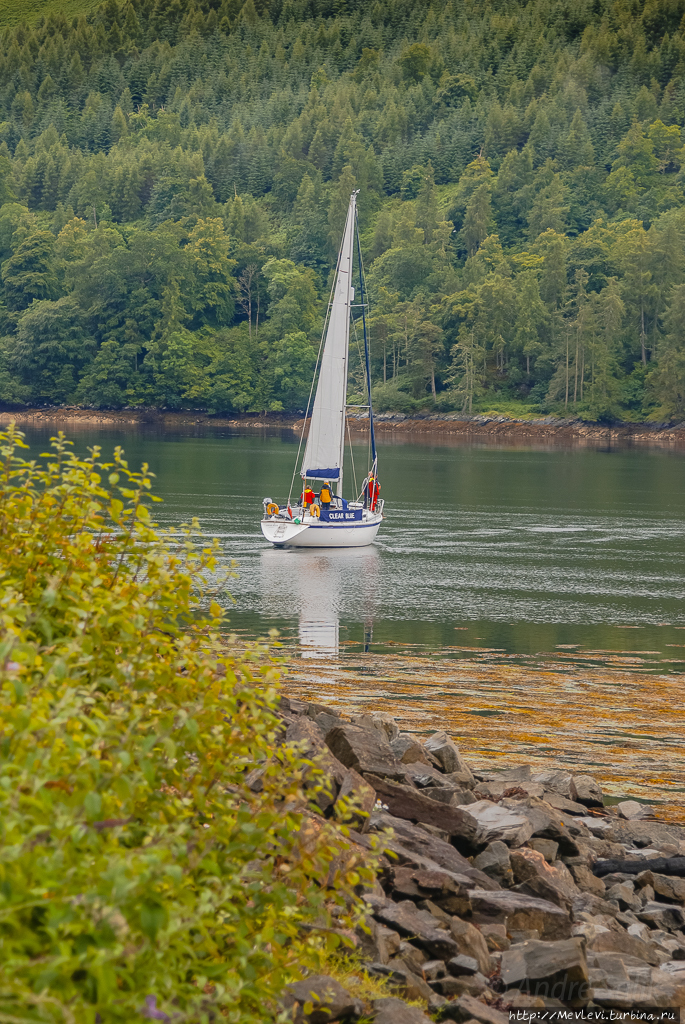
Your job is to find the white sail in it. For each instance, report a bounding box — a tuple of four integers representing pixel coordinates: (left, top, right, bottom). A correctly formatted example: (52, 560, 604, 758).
(300, 191, 357, 489)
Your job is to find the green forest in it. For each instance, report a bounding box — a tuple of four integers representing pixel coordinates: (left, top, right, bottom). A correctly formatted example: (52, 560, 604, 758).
(2, 0, 685, 421)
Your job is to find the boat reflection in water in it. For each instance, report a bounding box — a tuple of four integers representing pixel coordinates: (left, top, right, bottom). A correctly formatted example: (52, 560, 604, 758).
(259, 545, 380, 658)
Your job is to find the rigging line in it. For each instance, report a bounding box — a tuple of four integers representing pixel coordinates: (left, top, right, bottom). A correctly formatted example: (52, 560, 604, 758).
(350, 315, 373, 482)
(287, 263, 338, 507)
(346, 416, 358, 500)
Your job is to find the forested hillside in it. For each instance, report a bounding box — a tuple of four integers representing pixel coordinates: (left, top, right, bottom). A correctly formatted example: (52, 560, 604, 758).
(2, 0, 685, 420)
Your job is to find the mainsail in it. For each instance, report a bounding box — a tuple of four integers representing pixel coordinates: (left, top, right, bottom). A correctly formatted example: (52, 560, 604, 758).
(300, 191, 357, 486)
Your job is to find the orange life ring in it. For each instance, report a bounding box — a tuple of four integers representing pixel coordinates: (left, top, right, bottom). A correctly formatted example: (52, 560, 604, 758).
(266, 503, 279, 516)
(310, 504, 320, 518)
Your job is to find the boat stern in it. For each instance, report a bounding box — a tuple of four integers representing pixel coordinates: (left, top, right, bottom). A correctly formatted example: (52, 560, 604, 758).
(261, 517, 310, 546)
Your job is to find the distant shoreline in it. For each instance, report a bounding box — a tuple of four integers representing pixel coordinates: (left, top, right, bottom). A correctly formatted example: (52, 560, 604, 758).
(1, 405, 685, 448)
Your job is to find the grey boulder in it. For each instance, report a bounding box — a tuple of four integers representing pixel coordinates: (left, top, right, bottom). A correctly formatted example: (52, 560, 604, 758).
(423, 730, 474, 781)
(500, 937, 589, 1003)
(283, 975, 364, 1023)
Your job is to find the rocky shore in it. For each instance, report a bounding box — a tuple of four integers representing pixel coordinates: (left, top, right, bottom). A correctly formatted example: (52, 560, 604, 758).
(276, 696, 685, 1023)
(3, 405, 685, 449)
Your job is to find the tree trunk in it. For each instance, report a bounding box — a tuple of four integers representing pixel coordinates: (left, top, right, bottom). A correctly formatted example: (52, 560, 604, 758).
(641, 302, 647, 365)
(573, 334, 579, 405)
(565, 333, 569, 410)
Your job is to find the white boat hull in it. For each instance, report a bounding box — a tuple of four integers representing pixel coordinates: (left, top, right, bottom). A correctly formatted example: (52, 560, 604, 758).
(261, 512, 382, 548)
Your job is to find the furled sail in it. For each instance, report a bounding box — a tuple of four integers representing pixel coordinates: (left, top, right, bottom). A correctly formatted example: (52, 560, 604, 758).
(300, 192, 357, 483)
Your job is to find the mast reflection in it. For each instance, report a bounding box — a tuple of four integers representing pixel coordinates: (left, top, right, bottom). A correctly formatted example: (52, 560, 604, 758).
(259, 545, 379, 657)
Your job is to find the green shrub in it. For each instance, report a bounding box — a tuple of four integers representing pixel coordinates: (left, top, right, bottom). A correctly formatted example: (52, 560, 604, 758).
(0, 424, 375, 1023)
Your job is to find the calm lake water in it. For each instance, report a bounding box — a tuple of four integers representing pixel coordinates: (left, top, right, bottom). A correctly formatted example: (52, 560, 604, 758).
(16, 420, 685, 812)
(18, 422, 685, 667)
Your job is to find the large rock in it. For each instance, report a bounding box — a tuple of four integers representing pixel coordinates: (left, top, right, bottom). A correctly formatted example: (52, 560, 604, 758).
(282, 975, 364, 1023)
(475, 780, 545, 801)
(618, 799, 653, 820)
(510, 846, 578, 902)
(391, 734, 432, 766)
(334, 768, 376, 831)
(366, 962, 433, 1001)
(441, 993, 509, 1024)
(368, 810, 497, 888)
(572, 774, 603, 807)
(286, 716, 347, 811)
(531, 770, 577, 801)
(500, 938, 589, 1003)
(402, 762, 449, 788)
(391, 866, 472, 916)
(468, 889, 572, 940)
(423, 730, 473, 780)
(366, 775, 479, 848)
(355, 917, 401, 964)
(371, 996, 435, 1024)
(588, 926, 661, 965)
(458, 799, 533, 847)
(449, 916, 493, 975)
(473, 840, 513, 885)
(587, 950, 653, 990)
(369, 899, 461, 961)
(566, 860, 606, 896)
(352, 712, 400, 743)
(652, 873, 685, 904)
(325, 723, 406, 781)
(638, 900, 685, 932)
(542, 792, 589, 816)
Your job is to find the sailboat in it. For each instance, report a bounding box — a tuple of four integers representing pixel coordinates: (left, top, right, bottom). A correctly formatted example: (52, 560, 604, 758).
(261, 190, 383, 548)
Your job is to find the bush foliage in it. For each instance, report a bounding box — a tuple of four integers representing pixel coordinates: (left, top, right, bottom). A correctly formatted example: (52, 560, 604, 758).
(0, 424, 374, 1023)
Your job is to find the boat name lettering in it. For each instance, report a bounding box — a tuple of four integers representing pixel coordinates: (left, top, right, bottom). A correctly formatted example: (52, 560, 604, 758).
(328, 511, 359, 520)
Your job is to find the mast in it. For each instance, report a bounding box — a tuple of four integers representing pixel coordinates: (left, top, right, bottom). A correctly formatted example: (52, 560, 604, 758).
(300, 191, 357, 497)
(355, 206, 376, 470)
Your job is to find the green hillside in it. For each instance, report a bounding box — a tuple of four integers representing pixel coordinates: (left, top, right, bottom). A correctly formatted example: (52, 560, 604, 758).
(1, 0, 685, 420)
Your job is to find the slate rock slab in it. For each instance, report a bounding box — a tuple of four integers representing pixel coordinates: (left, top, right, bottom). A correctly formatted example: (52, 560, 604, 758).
(457, 799, 533, 846)
(468, 888, 572, 940)
(572, 773, 603, 807)
(334, 768, 376, 832)
(370, 899, 461, 961)
(368, 810, 495, 887)
(617, 799, 653, 820)
(325, 723, 406, 781)
(423, 730, 474, 780)
(531, 769, 577, 800)
(286, 716, 348, 810)
(473, 840, 513, 885)
(440, 993, 509, 1024)
(652, 872, 685, 904)
(368, 775, 479, 846)
(391, 734, 432, 766)
(366, 962, 433, 1001)
(447, 953, 479, 976)
(588, 926, 661, 965)
(500, 937, 589, 1002)
(638, 900, 685, 932)
(283, 975, 364, 1023)
(449, 916, 493, 975)
(370, 996, 434, 1024)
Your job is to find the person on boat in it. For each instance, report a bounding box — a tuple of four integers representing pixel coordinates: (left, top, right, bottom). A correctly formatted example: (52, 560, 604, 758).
(300, 485, 315, 507)
(368, 477, 378, 512)
(319, 480, 332, 509)
(365, 475, 381, 512)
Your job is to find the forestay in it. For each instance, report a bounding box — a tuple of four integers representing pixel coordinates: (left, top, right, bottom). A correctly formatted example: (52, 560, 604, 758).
(300, 192, 356, 485)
